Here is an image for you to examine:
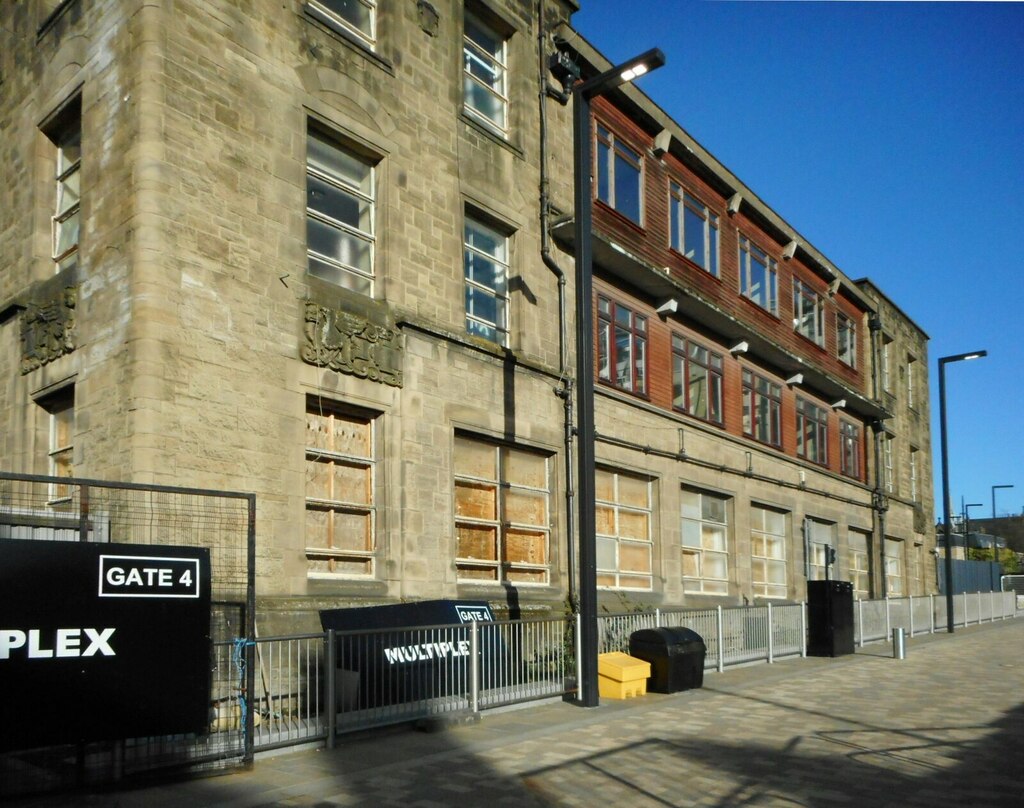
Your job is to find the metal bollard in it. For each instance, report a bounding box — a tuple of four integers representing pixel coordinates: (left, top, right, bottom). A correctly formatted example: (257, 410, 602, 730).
(892, 627, 906, 660)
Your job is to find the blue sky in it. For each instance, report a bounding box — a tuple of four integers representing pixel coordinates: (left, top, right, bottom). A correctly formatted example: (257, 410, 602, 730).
(574, 0, 1024, 521)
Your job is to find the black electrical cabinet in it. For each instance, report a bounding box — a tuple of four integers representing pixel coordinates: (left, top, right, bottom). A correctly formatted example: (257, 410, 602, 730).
(806, 579, 855, 657)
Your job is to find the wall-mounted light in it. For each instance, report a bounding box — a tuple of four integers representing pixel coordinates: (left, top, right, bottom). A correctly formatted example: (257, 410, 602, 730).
(786, 373, 803, 386)
(782, 241, 798, 261)
(727, 193, 742, 215)
(827, 279, 841, 297)
(831, 399, 847, 409)
(656, 298, 679, 316)
(729, 340, 749, 355)
(653, 129, 671, 157)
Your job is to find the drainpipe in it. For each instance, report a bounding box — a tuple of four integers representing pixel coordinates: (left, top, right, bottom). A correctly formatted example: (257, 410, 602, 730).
(537, 2, 576, 607)
(869, 313, 887, 596)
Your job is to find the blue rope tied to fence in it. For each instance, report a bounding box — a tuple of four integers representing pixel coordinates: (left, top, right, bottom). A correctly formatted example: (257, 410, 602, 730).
(232, 638, 251, 743)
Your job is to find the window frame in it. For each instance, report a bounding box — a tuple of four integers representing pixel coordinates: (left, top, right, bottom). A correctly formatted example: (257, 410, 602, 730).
(796, 397, 829, 466)
(738, 236, 778, 315)
(463, 214, 511, 346)
(884, 538, 904, 596)
(909, 446, 919, 503)
(681, 487, 729, 595)
(454, 436, 551, 586)
(792, 278, 825, 346)
(306, 0, 377, 49)
(595, 467, 654, 591)
(848, 529, 871, 600)
(839, 419, 861, 479)
(742, 369, 782, 448)
(598, 296, 648, 396)
(47, 111, 81, 275)
(881, 338, 892, 391)
(751, 504, 787, 599)
(837, 313, 856, 368)
(38, 387, 74, 504)
(595, 124, 644, 225)
(906, 354, 917, 410)
(462, 9, 509, 134)
(304, 399, 377, 579)
(669, 183, 719, 276)
(305, 126, 377, 295)
(671, 334, 723, 424)
(883, 433, 895, 493)
(806, 518, 835, 582)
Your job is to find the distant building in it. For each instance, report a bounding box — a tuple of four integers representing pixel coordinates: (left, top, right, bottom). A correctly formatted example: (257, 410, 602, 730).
(0, 0, 935, 632)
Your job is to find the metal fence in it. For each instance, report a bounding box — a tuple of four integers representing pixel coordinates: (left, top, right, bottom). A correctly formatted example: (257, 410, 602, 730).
(853, 590, 1017, 645)
(0, 472, 256, 797)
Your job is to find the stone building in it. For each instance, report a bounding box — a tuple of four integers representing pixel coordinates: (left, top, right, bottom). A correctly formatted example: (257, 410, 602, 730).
(0, 0, 934, 632)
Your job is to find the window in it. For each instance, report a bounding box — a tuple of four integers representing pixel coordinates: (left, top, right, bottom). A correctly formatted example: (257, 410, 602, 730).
(596, 468, 653, 590)
(881, 338, 892, 391)
(806, 518, 835, 581)
(837, 314, 856, 367)
(681, 488, 729, 594)
(751, 505, 787, 599)
(305, 399, 376, 577)
(670, 184, 718, 276)
(463, 11, 507, 132)
(796, 398, 828, 466)
(50, 111, 81, 274)
(742, 369, 781, 447)
(906, 354, 917, 409)
(883, 434, 895, 493)
(792, 279, 824, 346)
(849, 529, 871, 599)
(598, 297, 647, 395)
(307, 0, 376, 48)
(738, 237, 777, 314)
(596, 125, 642, 224)
(38, 388, 74, 503)
(464, 216, 509, 345)
(909, 446, 919, 502)
(454, 436, 550, 584)
(840, 420, 861, 479)
(672, 335, 722, 423)
(884, 538, 903, 596)
(306, 127, 375, 294)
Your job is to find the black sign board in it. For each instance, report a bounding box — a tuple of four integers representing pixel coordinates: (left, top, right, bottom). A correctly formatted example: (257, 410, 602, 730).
(320, 600, 506, 709)
(0, 540, 211, 751)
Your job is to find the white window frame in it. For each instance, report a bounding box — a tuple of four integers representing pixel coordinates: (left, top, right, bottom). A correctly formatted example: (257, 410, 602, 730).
(463, 215, 510, 345)
(881, 338, 892, 391)
(681, 488, 729, 594)
(305, 401, 377, 578)
(306, 127, 376, 294)
(739, 236, 778, 314)
(463, 11, 508, 133)
(884, 538, 904, 596)
(906, 354, 917, 409)
(670, 183, 719, 276)
(751, 504, 787, 599)
(849, 530, 871, 600)
(883, 434, 895, 494)
(596, 124, 643, 224)
(596, 469, 653, 591)
(41, 388, 74, 504)
(806, 518, 835, 581)
(793, 279, 825, 346)
(909, 446, 919, 503)
(51, 116, 81, 274)
(454, 437, 551, 585)
(307, 0, 376, 48)
(837, 313, 856, 367)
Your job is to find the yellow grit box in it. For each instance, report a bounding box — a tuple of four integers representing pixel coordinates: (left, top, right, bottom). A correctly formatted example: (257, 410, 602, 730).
(597, 652, 652, 699)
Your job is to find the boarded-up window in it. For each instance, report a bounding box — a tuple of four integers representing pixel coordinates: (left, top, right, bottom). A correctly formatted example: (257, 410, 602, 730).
(849, 529, 871, 600)
(751, 505, 787, 599)
(681, 488, 728, 594)
(884, 538, 904, 596)
(596, 468, 653, 590)
(305, 398, 376, 577)
(38, 387, 74, 503)
(454, 436, 550, 584)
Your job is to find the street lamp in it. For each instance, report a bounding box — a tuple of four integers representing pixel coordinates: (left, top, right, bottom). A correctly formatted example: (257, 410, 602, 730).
(938, 350, 987, 633)
(963, 501, 983, 559)
(991, 484, 1013, 568)
(574, 47, 665, 707)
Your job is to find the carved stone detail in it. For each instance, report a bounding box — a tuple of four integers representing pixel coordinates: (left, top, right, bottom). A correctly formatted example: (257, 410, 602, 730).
(21, 286, 77, 374)
(301, 301, 403, 387)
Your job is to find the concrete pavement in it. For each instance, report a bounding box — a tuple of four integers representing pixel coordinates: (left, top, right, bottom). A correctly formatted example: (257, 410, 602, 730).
(14, 618, 1024, 807)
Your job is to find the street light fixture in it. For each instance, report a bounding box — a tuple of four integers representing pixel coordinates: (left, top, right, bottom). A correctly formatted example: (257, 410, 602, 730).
(963, 501, 983, 559)
(574, 47, 665, 708)
(991, 484, 1013, 567)
(938, 350, 987, 633)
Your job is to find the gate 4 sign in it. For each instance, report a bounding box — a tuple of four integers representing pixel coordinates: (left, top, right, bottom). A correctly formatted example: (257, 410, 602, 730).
(0, 539, 211, 752)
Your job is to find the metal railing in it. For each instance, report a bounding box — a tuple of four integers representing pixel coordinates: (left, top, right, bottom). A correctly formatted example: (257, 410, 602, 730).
(853, 590, 1017, 645)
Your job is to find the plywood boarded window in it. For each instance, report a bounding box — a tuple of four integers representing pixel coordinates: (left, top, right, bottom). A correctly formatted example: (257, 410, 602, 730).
(884, 537, 904, 597)
(681, 488, 728, 595)
(305, 398, 376, 577)
(454, 435, 550, 585)
(595, 467, 653, 590)
(38, 386, 74, 503)
(848, 530, 871, 600)
(751, 504, 787, 599)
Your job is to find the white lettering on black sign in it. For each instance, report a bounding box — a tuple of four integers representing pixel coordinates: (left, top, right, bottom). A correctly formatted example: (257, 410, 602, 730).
(383, 640, 471, 665)
(0, 628, 116, 660)
(98, 555, 200, 598)
(455, 605, 491, 623)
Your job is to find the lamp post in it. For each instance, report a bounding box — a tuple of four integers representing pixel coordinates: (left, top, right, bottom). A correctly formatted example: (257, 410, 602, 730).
(938, 350, 987, 633)
(991, 484, 1013, 567)
(963, 501, 983, 559)
(574, 47, 665, 707)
